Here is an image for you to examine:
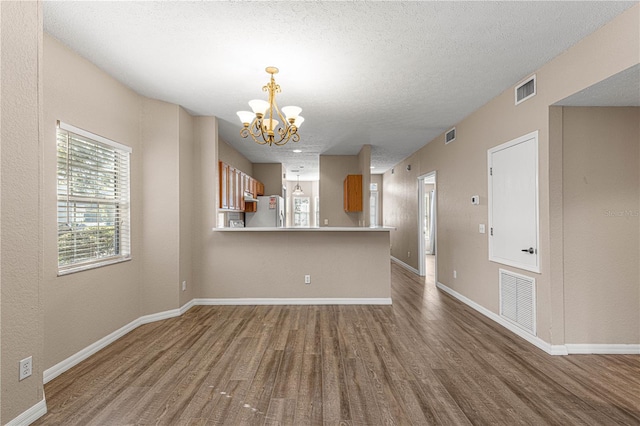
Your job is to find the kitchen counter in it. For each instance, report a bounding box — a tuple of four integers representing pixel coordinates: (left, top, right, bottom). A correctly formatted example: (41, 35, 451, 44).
(207, 225, 392, 303)
(213, 226, 394, 232)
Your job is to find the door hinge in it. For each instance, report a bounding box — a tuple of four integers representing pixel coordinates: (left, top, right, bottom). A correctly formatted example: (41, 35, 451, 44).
(490, 167, 493, 176)
(490, 227, 493, 236)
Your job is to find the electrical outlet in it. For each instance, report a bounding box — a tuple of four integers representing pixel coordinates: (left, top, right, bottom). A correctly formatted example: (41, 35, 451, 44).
(479, 224, 486, 234)
(453, 270, 457, 279)
(19, 356, 32, 381)
(182, 281, 186, 291)
(304, 275, 311, 284)
(324, 219, 329, 225)
(407, 251, 411, 258)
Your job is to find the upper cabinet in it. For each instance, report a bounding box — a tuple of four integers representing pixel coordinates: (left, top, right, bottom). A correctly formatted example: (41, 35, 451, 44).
(219, 161, 264, 212)
(344, 174, 363, 212)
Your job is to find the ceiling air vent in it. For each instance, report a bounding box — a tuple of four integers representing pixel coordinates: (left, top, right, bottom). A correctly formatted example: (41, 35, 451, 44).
(445, 127, 456, 144)
(515, 74, 536, 105)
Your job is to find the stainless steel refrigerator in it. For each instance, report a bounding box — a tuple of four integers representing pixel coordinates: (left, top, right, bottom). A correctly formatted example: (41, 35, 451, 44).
(245, 195, 285, 227)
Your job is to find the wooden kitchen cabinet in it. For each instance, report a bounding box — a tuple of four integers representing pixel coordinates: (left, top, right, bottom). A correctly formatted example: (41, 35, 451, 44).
(218, 161, 264, 212)
(219, 162, 229, 209)
(228, 166, 236, 211)
(344, 174, 363, 212)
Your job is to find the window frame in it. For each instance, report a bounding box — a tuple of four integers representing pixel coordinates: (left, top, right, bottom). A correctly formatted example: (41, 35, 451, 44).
(56, 121, 132, 275)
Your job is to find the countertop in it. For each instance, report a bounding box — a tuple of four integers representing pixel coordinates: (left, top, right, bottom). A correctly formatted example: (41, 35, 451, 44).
(213, 226, 395, 232)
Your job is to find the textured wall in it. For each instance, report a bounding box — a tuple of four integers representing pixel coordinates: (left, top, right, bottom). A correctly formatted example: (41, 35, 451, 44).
(562, 107, 639, 344)
(192, 117, 218, 298)
(204, 231, 391, 299)
(253, 163, 284, 196)
(319, 155, 360, 227)
(383, 4, 639, 345)
(358, 145, 372, 226)
(218, 137, 253, 177)
(43, 35, 143, 370)
(179, 108, 195, 307)
(140, 98, 180, 315)
(1, 1, 44, 422)
(371, 174, 383, 226)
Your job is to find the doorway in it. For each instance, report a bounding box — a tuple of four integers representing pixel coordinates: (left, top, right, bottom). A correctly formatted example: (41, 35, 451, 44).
(418, 172, 437, 280)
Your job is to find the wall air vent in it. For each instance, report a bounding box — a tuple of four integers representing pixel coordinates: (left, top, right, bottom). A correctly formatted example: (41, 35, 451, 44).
(515, 74, 536, 105)
(445, 127, 456, 144)
(499, 269, 536, 335)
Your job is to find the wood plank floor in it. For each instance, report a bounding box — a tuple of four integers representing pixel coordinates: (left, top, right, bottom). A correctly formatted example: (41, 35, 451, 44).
(36, 258, 640, 425)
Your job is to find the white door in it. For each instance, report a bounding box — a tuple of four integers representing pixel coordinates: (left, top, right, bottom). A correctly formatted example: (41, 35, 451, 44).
(488, 131, 539, 273)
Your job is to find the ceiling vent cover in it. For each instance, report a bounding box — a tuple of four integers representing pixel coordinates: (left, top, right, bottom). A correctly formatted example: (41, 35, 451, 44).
(445, 127, 456, 144)
(515, 75, 536, 105)
(499, 269, 536, 335)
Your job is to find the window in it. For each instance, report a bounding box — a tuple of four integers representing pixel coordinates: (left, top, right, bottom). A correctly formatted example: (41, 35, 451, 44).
(293, 197, 310, 227)
(57, 122, 132, 274)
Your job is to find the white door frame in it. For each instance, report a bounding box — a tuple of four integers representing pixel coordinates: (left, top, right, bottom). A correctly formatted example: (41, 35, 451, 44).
(418, 171, 437, 281)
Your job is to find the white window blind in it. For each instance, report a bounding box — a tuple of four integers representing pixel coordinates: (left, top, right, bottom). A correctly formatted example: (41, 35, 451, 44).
(57, 121, 132, 274)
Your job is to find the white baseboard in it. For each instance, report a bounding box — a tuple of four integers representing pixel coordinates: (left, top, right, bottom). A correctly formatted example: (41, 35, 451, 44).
(565, 344, 640, 355)
(436, 281, 568, 356)
(44, 303, 191, 384)
(391, 256, 420, 275)
(193, 298, 392, 305)
(6, 397, 47, 426)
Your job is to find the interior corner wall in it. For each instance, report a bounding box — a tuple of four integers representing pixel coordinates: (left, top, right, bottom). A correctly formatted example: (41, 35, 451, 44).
(192, 117, 219, 298)
(382, 154, 421, 268)
(179, 108, 195, 306)
(371, 174, 383, 226)
(562, 107, 640, 344)
(358, 145, 372, 227)
(1, 1, 44, 422)
(319, 155, 360, 227)
(382, 4, 639, 346)
(42, 35, 143, 371)
(218, 137, 253, 176)
(253, 163, 284, 196)
(140, 98, 181, 316)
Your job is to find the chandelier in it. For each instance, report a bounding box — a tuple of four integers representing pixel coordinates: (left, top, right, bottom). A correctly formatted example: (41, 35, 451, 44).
(237, 67, 304, 146)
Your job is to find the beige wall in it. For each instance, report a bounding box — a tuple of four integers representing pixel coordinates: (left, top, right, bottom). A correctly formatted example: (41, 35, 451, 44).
(218, 137, 253, 176)
(358, 145, 372, 227)
(383, 5, 639, 346)
(562, 107, 639, 344)
(253, 163, 284, 196)
(286, 180, 319, 227)
(179, 108, 195, 306)
(371, 174, 383, 226)
(140, 98, 180, 315)
(1, 1, 44, 422)
(204, 231, 391, 299)
(319, 155, 360, 227)
(43, 34, 144, 372)
(192, 117, 218, 298)
(384, 161, 420, 265)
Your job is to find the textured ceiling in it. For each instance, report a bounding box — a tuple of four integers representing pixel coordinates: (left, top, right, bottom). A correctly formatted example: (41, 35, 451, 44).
(556, 64, 640, 107)
(43, 1, 636, 180)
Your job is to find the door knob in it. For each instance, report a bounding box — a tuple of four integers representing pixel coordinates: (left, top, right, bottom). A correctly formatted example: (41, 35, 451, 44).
(521, 247, 534, 254)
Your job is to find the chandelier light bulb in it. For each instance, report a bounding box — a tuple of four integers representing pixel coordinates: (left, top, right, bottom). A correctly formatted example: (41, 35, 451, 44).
(294, 116, 305, 128)
(261, 119, 279, 132)
(281, 106, 302, 121)
(248, 99, 269, 115)
(236, 111, 255, 125)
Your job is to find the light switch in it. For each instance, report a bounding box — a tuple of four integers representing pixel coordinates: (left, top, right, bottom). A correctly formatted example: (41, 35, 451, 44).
(479, 224, 486, 234)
